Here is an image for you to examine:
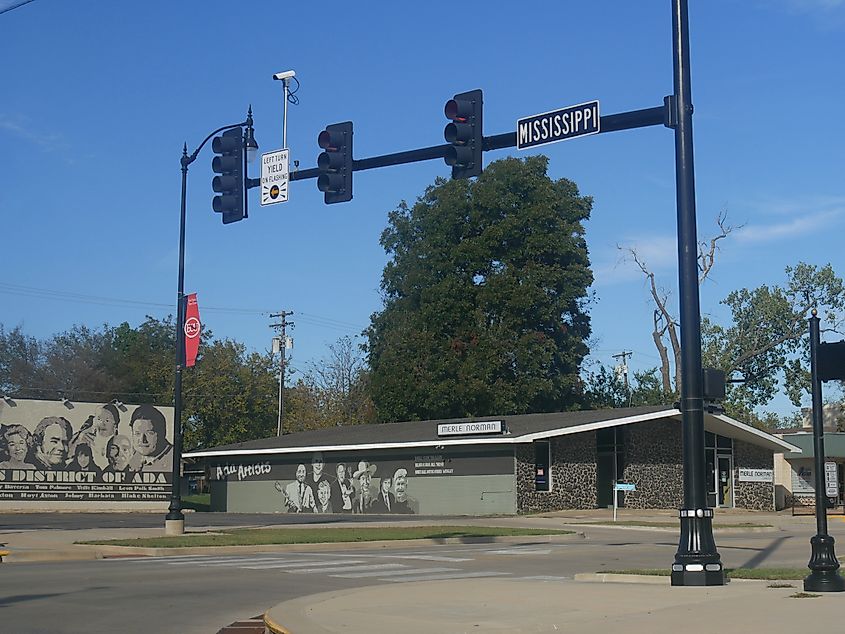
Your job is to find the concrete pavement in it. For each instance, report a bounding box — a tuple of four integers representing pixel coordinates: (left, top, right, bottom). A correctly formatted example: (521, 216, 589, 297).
(263, 576, 845, 634)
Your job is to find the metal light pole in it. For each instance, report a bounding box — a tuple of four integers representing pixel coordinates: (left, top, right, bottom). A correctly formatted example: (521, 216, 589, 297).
(166, 109, 256, 536)
(669, 0, 724, 586)
(804, 309, 845, 591)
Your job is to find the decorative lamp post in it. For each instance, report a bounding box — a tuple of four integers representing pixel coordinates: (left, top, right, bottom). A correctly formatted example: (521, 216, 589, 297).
(804, 308, 845, 592)
(166, 108, 257, 536)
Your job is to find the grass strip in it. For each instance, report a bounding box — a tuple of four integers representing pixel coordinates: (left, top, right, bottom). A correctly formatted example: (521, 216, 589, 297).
(78, 525, 573, 548)
(601, 567, 808, 580)
(181, 494, 210, 512)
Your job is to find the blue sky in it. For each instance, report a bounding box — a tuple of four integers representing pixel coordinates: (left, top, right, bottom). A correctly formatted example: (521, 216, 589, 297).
(1, 1, 843, 417)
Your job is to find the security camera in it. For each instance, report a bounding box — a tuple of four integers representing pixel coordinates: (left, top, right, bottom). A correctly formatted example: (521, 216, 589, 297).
(273, 70, 296, 81)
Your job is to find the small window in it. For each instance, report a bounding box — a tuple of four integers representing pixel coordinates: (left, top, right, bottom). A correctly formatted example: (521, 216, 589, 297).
(705, 432, 715, 448)
(717, 435, 732, 450)
(534, 441, 551, 492)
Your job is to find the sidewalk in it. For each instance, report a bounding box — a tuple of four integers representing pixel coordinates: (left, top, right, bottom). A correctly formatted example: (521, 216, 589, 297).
(264, 576, 845, 634)
(0, 507, 827, 562)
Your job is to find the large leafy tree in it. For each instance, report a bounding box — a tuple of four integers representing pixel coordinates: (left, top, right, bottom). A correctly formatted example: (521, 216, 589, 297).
(366, 156, 594, 422)
(702, 262, 845, 417)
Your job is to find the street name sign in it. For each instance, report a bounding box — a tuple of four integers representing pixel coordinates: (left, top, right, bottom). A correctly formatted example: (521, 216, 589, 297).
(517, 100, 600, 150)
(260, 149, 289, 205)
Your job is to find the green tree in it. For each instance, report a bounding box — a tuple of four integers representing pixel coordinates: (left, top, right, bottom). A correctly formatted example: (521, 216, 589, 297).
(366, 156, 594, 422)
(702, 262, 845, 416)
(583, 365, 670, 409)
(283, 336, 376, 433)
(182, 340, 278, 449)
(0, 318, 281, 447)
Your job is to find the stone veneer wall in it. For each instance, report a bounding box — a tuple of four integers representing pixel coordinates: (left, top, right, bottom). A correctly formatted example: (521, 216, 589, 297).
(516, 433, 597, 513)
(621, 420, 684, 509)
(733, 439, 774, 510)
(515, 420, 776, 513)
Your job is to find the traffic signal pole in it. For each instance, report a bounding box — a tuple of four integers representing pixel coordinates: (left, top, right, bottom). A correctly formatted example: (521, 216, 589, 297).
(669, 0, 723, 586)
(280, 104, 669, 187)
(245, 1, 724, 587)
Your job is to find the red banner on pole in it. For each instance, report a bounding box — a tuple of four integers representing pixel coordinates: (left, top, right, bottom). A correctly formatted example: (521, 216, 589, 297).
(184, 293, 201, 368)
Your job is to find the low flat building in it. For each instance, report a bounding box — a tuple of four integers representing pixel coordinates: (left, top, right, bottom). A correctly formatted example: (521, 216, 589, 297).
(185, 406, 799, 516)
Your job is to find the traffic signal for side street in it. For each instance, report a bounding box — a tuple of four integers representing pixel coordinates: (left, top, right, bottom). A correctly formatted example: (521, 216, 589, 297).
(444, 89, 483, 179)
(818, 340, 845, 382)
(317, 122, 353, 204)
(211, 127, 245, 224)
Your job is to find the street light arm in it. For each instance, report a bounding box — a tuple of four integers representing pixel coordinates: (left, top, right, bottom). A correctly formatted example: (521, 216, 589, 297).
(182, 120, 250, 168)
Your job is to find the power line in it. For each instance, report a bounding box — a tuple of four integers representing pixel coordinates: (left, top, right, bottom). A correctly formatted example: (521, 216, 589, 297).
(0, 282, 365, 333)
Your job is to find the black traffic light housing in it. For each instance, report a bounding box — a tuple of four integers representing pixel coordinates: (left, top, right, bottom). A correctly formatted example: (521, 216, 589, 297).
(444, 89, 483, 179)
(212, 127, 245, 224)
(317, 122, 353, 204)
(818, 340, 845, 382)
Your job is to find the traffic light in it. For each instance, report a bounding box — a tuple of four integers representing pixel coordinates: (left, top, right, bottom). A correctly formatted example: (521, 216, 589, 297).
(818, 340, 845, 382)
(211, 127, 245, 224)
(317, 122, 353, 204)
(444, 89, 483, 179)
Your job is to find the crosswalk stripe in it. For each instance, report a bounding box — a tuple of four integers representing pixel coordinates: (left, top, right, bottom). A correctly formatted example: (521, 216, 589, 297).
(384, 554, 473, 562)
(518, 575, 571, 581)
(166, 556, 285, 566)
(195, 557, 296, 567)
(380, 571, 511, 583)
(288, 563, 408, 574)
(241, 559, 366, 570)
(106, 555, 220, 563)
(332, 567, 458, 579)
(487, 548, 551, 555)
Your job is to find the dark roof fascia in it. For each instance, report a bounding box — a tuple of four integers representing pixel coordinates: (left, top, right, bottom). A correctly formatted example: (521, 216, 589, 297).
(184, 407, 680, 459)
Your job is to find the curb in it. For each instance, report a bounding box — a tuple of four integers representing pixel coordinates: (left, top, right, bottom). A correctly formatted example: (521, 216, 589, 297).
(263, 610, 293, 634)
(8, 531, 584, 562)
(574, 572, 670, 584)
(574, 573, 781, 585)
(562, 523, 778, 534)
(4, 547, 104, 563)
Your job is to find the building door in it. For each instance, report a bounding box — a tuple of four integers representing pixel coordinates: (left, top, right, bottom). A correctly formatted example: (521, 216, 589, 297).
(596, 453, 614, 507)
(596, 427, 625, 508)
(717, 454, 733, 508)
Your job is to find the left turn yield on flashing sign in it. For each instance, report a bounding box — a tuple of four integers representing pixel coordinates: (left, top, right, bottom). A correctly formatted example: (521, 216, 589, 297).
(261, 149, 289, 205)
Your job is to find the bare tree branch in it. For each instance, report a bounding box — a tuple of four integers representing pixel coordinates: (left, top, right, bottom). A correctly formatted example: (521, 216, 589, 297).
(698, 209, 745, 284)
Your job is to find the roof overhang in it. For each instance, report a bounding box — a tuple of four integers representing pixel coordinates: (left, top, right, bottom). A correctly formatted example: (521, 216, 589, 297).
(708, 413, 801, 453)
(184, 408, 800, 459)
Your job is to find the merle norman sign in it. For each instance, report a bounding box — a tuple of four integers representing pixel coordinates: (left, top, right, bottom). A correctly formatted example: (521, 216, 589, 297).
(437, 420, 504, 437)
(517, 100, 601, 150)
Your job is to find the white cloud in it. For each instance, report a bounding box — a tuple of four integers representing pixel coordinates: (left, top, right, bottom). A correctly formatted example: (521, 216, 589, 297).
(0, 114, 64, 152)
(734, 209, 842, 244)
(731, 195, 845, 244)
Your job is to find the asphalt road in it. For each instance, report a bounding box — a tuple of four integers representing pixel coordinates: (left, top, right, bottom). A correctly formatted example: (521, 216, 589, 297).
(1, 523, 839, 634)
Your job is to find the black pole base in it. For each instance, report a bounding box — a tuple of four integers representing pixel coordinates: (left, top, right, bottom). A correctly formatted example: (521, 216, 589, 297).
(804, 534, 845, 592)
(671, 568, 725, 586)
(671, 509, 725, 587)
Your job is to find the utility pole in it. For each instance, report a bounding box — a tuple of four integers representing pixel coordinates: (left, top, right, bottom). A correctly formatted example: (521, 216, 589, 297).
(270, 311, 293, 436)
(612, 350, 632, 392)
